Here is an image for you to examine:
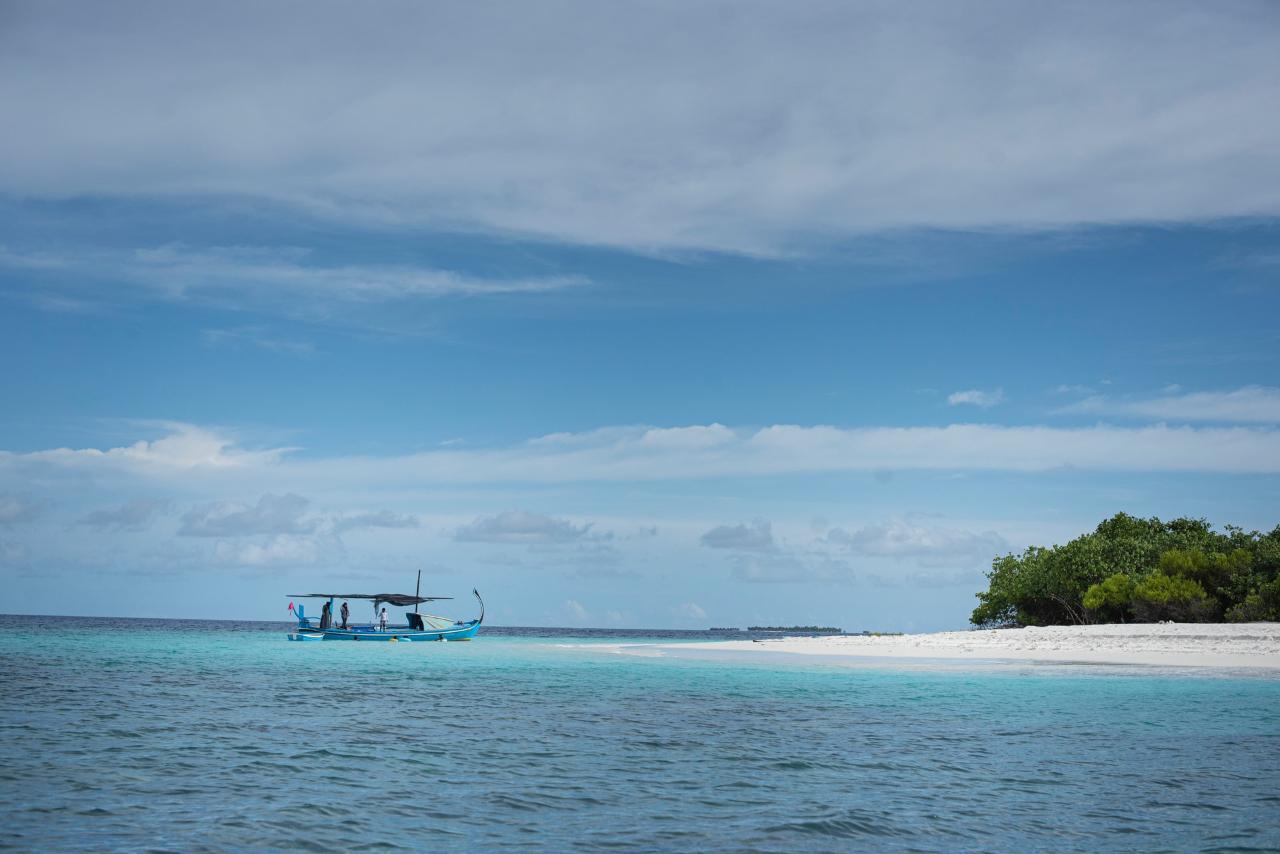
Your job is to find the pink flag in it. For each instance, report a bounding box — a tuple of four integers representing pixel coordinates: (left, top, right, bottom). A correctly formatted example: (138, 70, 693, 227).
(288, 601, 294, 611)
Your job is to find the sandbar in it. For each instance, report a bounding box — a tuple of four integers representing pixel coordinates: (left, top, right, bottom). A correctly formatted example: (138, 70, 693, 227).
(613, 623, 1280, 670)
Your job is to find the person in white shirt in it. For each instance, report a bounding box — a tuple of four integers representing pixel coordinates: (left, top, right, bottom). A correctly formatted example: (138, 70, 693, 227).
(379, 607, 388, 631)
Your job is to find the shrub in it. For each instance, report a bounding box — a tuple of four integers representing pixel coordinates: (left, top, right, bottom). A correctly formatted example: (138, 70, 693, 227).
(1082, 573, 1134, 622)
(1226, 577, 1280, 622)
(1131, 572, 1214, 622)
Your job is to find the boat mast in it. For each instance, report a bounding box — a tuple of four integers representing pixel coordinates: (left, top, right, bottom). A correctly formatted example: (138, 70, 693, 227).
(415, 570, 421, 615)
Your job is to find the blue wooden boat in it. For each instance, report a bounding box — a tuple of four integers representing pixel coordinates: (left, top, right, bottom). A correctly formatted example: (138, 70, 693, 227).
(287, 575, 483, 642)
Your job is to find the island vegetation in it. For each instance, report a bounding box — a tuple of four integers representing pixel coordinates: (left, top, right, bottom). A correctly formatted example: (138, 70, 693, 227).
(748, 625, 843, 633)
(971, 513, 1280, 627)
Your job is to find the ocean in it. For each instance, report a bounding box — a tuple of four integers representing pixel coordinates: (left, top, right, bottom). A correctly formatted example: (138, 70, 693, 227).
(2, 615, 1278, 852)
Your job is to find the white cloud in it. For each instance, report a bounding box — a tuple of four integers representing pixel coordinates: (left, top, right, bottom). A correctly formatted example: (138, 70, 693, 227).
(865, 568, 985, 589)
(6, 421, 1280, 489)
(0, 494, 44, 526)
(638, 424, 736, 450)
(704, 516, 1005, 583)
(1059, 386, 1280, 424)
(948, 388, 1005, 408)
(4, 422, 287, 471)
(564, 599, 589, 622)
(129, 244, 585, 300)
(673, 602, 707, 621)
(0, 244, 587, 314)
(454, 510, 595, 544)
(700, 519, 775, 552)
(213, 534, 336, 568)
(728, 553, 855, 584)
(2, 4, 1278, 252)
(334, 510, 419, 533)
(826, 519, 1007, 567)
(179, 493, 314, 537)
(0, 540, 29, 565)
(201, 326, 315, 358)
(168, 495, 418, 568)
(78, 498, 171, 532)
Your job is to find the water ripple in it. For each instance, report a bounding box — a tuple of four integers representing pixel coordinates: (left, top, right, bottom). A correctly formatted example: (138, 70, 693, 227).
(1, 615, 1278, 852)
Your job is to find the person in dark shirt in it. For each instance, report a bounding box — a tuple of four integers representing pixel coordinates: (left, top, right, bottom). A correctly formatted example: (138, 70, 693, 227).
(319, 600, 332, 630)
(340, 601, 350, 630)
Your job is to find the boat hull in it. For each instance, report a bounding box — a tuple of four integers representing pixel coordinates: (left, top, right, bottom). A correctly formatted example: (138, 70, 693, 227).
(288, 620, 481, 642)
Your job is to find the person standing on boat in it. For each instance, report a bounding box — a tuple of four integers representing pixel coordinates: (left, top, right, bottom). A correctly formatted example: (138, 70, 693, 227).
(340, 601, 349, 630)
(319, 600, 332, 630)
(379, 607, 388, 631)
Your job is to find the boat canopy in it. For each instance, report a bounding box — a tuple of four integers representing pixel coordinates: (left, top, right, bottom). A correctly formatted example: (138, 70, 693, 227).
(286, 593, 452, 607)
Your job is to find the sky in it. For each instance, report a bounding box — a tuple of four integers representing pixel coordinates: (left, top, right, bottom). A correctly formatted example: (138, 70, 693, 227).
(1, 0, 1279, 630)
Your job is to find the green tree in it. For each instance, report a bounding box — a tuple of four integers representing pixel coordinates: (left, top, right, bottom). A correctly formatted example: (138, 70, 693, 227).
(970, 513, 1278, 627)
(1129, 572, 1213, 622)
(1226, 576, 1280, 622)
(1159, 548, 1250, 601)
(1082, 573, 1134, 622)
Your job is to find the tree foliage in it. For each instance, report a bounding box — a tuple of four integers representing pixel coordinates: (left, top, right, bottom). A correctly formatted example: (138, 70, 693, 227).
(971, 514, 1280, 626)
(1081, 573, 1134, 623)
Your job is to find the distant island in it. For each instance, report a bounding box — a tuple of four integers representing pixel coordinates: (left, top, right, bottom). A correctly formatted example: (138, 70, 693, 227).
(709, 627, 739, 632)
(972, 513, 1280, 627)
(748, 625, 842, 633)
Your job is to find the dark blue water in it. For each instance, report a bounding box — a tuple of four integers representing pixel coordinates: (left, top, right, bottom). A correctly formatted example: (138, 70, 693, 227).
(2, 616, 1278, 852)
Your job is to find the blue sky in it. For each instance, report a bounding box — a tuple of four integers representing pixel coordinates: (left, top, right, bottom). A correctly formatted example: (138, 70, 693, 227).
(1, 1, 1279, 629)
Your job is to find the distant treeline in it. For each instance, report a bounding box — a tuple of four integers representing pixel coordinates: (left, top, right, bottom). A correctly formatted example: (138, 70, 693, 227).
(748, 625, 843, 633)
(971, 513, 1280, 627)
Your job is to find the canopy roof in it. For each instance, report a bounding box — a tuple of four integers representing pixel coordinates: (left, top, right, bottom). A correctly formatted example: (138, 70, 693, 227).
(287, 593, 451, 606)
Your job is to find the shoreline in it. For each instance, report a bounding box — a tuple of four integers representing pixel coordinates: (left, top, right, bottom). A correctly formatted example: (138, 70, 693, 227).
(613, 623, 1280, 670)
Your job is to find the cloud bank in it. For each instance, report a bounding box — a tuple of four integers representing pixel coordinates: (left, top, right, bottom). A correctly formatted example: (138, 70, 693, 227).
(827, 519, 1008, 567)
(179, 493, 315, 538)
(78, 498, 171, 532)
(701, 519, 775, 552)
(4, 421, 1280, 488)
(0, 494, 45, 526)
(3, 1, 1278, 252)
(454, 510, 596, 544)
(1060, 386, 1280, 424)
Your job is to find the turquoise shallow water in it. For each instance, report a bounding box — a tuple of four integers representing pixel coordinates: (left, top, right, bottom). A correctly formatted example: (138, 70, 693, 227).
(2, 616, 1279, 852)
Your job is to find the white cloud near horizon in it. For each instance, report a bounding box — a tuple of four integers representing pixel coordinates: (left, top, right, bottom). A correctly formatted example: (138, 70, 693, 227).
(826, 519, 1008, 567)
(179, 493, 316, 538)
(453, 510, 597, 545)
(212, 534, 337, 569)
(700, 519, 775, 552)
(728, 553, 855, 584)
(2, 2, 1278, 252)
(4, 421, 1280, 487)
(78, 498, 171, 532)
(704, 515, 1006, 583)
(1059, 386, 1280, 424)
(334, 510, 419, 533)
(161, 493, 420, 568)
(673, 602, 708, 621)
(0, 494, 46, 526)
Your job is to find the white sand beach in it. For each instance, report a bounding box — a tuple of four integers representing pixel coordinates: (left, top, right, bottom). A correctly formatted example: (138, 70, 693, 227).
(632, 623, 1280, 669)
